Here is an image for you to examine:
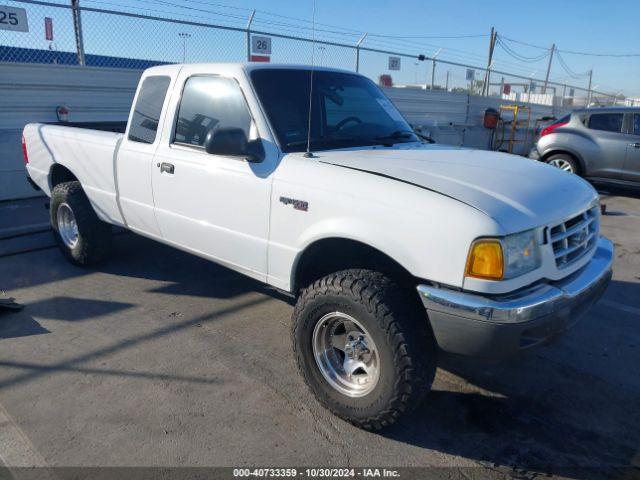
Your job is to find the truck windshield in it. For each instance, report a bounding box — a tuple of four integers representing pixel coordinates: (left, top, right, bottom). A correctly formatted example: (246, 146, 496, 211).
(250, 69, 418, 153)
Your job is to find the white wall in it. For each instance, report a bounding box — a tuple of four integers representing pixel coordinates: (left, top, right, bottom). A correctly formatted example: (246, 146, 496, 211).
(0, 63, 142, 201)
(384, 87, 568, 155)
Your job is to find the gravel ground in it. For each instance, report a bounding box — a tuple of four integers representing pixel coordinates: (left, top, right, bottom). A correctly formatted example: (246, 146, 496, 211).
(0, 190, 639, 480)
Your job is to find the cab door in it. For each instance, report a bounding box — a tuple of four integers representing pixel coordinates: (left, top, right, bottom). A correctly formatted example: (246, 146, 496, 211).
(117, 74, 173, 238)
(623, 112, 640, 182)
(150, 71, 273, 281)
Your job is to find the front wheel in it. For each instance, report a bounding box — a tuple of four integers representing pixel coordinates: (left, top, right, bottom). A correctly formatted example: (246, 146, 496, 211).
(50, 181, 112, 266)
(292, 269, 437, 430)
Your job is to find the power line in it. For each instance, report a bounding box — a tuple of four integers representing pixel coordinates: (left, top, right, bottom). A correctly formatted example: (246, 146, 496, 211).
(498, 35, 548, 50)
(555, 50, 590, 79)
(498, 34, 640, 58)
(559, 48, 640, 58)
(495, 35, 550, 62)
(368, 33, 489, 40)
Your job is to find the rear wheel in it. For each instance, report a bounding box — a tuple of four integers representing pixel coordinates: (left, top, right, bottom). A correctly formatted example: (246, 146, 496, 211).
(546, 154, 580, 174)
(50, 181, 112, 266)
(292, 269, 437, 430)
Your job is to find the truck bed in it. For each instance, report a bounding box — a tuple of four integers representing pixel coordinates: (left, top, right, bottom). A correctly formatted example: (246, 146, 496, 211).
(23, 122, 126, 226)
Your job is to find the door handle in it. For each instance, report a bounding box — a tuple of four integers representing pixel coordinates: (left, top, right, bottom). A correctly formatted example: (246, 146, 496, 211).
(159, 162, 175, 174)
(630, 143, 640, 148)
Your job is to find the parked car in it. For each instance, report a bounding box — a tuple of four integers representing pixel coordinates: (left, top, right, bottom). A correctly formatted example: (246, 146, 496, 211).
(529, 107, 640, 186)
(23, 63, 613, 430)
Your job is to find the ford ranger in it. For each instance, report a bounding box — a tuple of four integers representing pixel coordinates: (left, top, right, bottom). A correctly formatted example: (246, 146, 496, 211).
(22, 63, 613, 430)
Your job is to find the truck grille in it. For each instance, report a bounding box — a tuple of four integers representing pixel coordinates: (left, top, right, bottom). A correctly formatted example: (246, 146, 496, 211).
(549, 206, 599, 269)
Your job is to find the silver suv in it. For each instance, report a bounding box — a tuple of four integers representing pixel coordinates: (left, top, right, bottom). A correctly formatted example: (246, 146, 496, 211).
(529, 107, 640, 186)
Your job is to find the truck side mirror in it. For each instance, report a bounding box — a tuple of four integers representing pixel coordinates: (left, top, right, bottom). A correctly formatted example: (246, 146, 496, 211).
(204, 127, 264, 162)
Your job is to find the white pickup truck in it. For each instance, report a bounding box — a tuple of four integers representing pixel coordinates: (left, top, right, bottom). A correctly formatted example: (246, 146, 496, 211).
(23, 63, 613, 430)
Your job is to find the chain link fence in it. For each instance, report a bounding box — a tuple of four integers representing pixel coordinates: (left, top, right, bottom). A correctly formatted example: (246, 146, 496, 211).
(1, 0, 634, 108)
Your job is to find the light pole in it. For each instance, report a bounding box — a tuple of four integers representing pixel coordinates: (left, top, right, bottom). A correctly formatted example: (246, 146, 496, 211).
(178, 32, 191, 63)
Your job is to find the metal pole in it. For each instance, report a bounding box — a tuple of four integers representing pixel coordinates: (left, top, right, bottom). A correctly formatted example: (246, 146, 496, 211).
(482, 27, 495, 96)
(429, 48, 441, 90)
(178, 33, 190, 62)
(246, 9, 255, 61)
(562, 84, 567, 107)
(431, 59, 436, 90)
(445, 70, 449, 91)
(587, 69, 593, 105)
(500, 76, 504, 97)
(71, 0, 85, 66)
(355, 33, 367, 73)
(542, 44, 555, 94)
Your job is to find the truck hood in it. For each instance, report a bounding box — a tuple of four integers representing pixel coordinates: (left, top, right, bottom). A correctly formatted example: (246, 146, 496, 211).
(317, 145, 598, 233)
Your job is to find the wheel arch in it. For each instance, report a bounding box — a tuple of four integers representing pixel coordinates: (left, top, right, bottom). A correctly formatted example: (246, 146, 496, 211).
(291, 237, 417, 295)
(49, 163, 79, 190)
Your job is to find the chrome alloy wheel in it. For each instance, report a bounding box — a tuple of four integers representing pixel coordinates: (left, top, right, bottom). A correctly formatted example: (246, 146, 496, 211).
(312, 312, 380, 398)
(548, 158, 575, 172)
(57, 203, 79, 249)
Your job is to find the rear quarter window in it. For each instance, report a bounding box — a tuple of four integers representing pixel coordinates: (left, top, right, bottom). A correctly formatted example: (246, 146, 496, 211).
(587, 113, 624, 133)
(128, 76, 171, 144)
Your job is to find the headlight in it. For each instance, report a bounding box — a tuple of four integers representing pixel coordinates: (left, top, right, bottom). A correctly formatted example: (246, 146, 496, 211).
(466, 230, 541, 281)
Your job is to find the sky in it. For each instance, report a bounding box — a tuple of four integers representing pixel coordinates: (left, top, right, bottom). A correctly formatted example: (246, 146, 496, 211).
(230, 0, 639, 96)
(2, 0, 639, 97)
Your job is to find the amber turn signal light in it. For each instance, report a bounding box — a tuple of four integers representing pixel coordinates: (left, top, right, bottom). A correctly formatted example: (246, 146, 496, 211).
(465, 240, 504, 280)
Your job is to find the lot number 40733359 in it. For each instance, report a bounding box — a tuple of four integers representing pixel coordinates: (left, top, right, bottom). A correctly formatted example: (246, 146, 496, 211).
(0, 6, 29, 33)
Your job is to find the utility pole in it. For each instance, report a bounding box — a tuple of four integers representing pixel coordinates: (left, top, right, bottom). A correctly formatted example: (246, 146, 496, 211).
(542, 43, 555, 95)
(430, 48, 441, 90)
(587, 69, 593, 105)
(71, 0, 85, 66)
(445, 70, 450, 91)
(246, 9, 255, 61)
(482, 27, 496, 96)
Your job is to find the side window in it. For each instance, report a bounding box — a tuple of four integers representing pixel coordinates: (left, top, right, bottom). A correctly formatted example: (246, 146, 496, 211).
(128, 76, 171, 144)
(174, 76, 252, 147)
(634, 114, 640, 135)
(587, 113, 624, 133)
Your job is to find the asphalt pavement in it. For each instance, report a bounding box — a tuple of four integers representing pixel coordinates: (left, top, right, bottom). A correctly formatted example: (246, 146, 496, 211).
(0, 190, 638, 480)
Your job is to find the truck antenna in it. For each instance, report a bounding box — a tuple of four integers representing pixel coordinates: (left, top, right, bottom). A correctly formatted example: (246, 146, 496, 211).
(303, 0, 317, 158)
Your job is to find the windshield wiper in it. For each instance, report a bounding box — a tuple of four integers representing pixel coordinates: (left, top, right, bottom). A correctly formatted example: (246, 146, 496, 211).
(373, 130, 418, 146)
(374, 130, 435, 145)
(286, 136, 380, 149)
(414, 131, 436, 144)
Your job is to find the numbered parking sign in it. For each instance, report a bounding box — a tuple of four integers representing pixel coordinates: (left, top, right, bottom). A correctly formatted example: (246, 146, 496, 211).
(388, 56, 401, 71)
(251, 36, 271, 55)
(0, 6, 28, 32)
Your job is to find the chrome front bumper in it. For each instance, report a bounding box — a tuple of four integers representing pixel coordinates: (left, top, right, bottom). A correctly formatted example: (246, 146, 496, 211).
(417, 237, 613, 358)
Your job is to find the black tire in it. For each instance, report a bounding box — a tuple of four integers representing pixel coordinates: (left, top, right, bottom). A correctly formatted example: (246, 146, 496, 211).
(545, 153, 580, 175)
(292, 269, 437, 430)
(50, 181, 112, 266)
